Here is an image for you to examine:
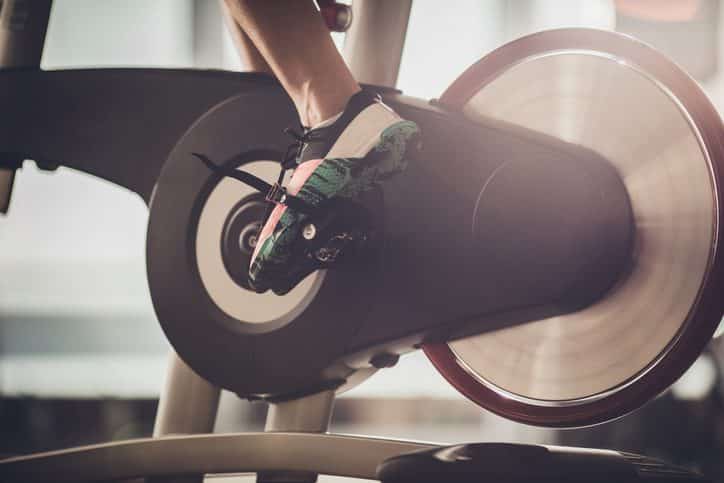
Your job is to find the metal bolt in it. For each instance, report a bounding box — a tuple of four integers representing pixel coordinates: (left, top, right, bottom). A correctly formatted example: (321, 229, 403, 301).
(302, 223, 317, 240)
(239, 223, 261, 253)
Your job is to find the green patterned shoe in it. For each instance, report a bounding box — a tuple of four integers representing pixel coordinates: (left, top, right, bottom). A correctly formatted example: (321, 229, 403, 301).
(248, 90, 420, 294)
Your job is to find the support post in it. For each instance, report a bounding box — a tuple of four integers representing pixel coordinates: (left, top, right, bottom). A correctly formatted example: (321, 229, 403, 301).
(149, 351, 221, 483)
(0, 0, 52, 214)
(343, 0, 412, 88)
(258, 390, 336, 483)
(0, 0, 52, 68)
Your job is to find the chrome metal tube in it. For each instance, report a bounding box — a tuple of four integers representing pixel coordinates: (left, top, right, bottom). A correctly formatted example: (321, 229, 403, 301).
(0, 0, 51, 215)
(343, 0, 412, 87)
(150, 352, 221, 483)
(260, 390, 336, 482)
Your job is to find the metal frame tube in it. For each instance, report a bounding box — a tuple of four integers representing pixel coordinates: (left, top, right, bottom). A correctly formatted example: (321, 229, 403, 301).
(0, 0, 52, 68)
(343, 0, 412, 88)
(0, 3, 421, 483)
(260, 390, 336, 482)
(0, 0, 52, 214)
(265, 390, 335, 433)
(0, 433, 437, 482)
(150, 352, 221, 483)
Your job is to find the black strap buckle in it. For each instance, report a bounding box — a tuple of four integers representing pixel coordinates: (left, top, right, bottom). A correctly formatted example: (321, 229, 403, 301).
(265, 183, 288, 206)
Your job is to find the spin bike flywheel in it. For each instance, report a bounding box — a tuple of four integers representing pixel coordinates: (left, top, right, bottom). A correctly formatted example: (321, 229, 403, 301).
(425, 28, 724, 427)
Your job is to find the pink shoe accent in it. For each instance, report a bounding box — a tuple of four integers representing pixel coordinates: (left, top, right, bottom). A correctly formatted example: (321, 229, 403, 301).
(250, 159, 324, 263)
(287, 158, 324, 196)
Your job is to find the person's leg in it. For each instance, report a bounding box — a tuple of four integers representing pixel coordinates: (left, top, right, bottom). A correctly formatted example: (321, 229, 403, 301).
(222, 0, 359, 127)
(220, 0, 271, 73)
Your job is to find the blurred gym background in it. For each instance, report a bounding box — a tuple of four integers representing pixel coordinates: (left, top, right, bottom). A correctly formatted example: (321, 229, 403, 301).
(1, 0, 724, 480)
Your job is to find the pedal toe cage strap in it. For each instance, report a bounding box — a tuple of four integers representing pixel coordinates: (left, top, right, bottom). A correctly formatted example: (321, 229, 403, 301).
(192, 152, 317, 216)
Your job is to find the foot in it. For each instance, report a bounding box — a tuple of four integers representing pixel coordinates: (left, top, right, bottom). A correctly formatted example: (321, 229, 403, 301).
(249, 90, 420, 294)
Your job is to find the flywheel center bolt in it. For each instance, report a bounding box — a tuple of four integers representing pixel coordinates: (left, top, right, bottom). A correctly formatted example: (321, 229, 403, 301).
(303, 223, 317, 240)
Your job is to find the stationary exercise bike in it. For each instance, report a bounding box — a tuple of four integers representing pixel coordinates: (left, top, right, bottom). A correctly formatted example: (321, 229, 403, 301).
(1, 1, 724, 481)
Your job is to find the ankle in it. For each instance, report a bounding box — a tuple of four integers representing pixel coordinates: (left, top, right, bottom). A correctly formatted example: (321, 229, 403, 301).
(297, 86, 361, 127)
